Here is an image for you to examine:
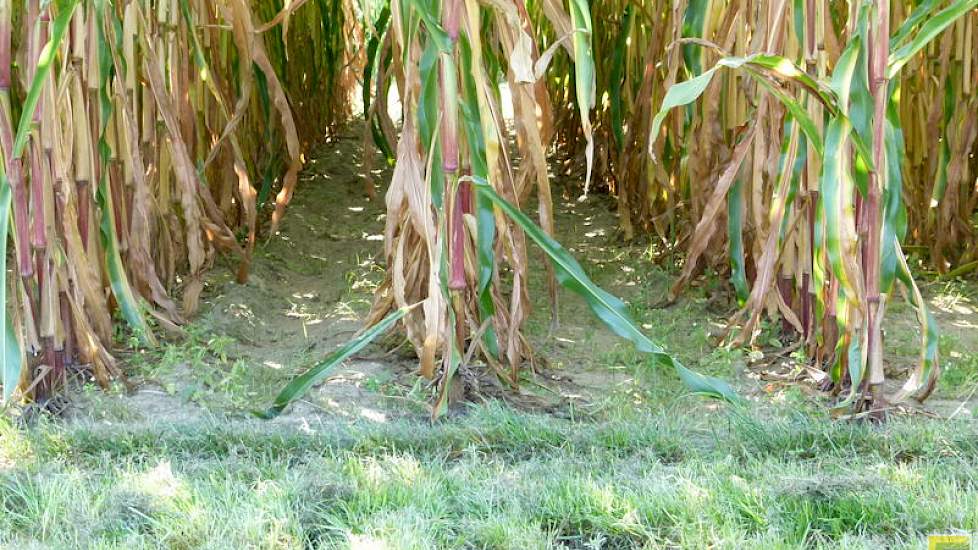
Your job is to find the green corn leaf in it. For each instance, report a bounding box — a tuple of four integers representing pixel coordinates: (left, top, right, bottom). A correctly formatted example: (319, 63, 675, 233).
(458, 34, 499, 359)
(568, 0, 596, 190)
(740, 53, 877, 174)
(743, 54, 838, 109)
(888, 0, 978, 78)
(417, 39, 443, 208)
(727, 173, 749, 306)
(681, 0, 713, 76)
(363, 5, 391, 119)
(651, 54, 874, 169)
(826, 34, 869, 197)
(846, 4, 873, 163)
(890, 0, 940, 50)
(257, 304, 416, 418)
(819, 117, 858, 301)
(472, 178, 741, 404)
(567, 0, 595, 106)
(894, 244, 939, 401)
(179, 0, 208, 77)
(650, 66, 719, 146)
(0, 178, 21, 403)
(96, 180, 157, 347)
(880, 98, 907, 294)
(745, 68, 824, 155)
(94, 0, 156, 346)
(364, 5, 394, 161)
(840, 325, 864, 405)
(791, 0, 805, 47)
(431, 305, 462, 420)
(829, 35, 862, 110)
(930, 69, 957, 206)
(404, 0, 450, 52)
(1, 316, 19, 403)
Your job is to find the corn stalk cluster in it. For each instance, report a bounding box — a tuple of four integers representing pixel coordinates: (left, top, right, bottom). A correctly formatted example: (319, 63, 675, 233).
(363, 0, 584, 415)
(533, 0, 976, 411)
(352, 0, 748, 421)
(0, 0, 354, 404)
(5, 0, 976, 417)
(271, 0, 977, 418)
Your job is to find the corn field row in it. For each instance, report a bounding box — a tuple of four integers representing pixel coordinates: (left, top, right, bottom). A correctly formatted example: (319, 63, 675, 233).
(2, 0, 976, 419)
(0, 0, 353, 404)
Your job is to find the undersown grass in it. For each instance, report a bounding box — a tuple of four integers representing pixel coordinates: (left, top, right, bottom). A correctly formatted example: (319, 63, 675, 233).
(2, 400, 977, 549)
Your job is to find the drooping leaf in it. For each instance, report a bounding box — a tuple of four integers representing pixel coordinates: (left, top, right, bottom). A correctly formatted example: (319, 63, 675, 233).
(650, 66, 719, 147)
(890, 0, 940, 50)
(568, 0, 596, 194)
(888, 0, 978, 78)
(472, 178, 741, 404)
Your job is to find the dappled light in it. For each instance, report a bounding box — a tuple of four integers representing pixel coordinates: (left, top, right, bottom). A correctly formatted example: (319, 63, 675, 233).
(129, 461, 187, 502)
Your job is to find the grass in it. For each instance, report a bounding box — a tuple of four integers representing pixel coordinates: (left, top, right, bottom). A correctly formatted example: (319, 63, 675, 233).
(2, 398, 978, 549)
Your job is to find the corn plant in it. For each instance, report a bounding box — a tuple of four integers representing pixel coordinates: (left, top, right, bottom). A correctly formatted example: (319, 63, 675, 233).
(645, 0, 977, 413)
(0, 0, 351, 405)
(268, 0, 977, 417)
(265, 0, 738, 419)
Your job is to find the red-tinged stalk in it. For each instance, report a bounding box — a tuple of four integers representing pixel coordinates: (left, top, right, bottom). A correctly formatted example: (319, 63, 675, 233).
(53, 174, 75, 368)
(0, 0, 31, 280)
(28, 6, 48, 260)
(448, 182, 466, 291)
(8, 158, 30, 277)
(0, 0, 359, 404)
(441, 1, 463, 292)
(443, 0, 462, 41)
(30, 7, 56, 399)
(865, 0, 889, 407)
(29, 145, 46, 251)
(43, 35, 68, 396)
(0, 0, 25, 276)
